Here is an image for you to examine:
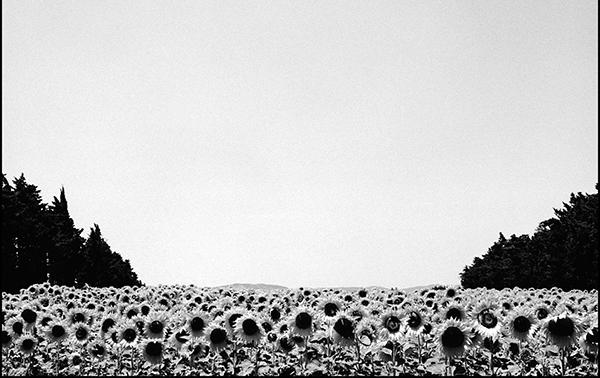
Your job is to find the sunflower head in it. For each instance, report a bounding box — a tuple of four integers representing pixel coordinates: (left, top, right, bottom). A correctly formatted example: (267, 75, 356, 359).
(331, 313, 356, 347)
(437, 319, 471, 358)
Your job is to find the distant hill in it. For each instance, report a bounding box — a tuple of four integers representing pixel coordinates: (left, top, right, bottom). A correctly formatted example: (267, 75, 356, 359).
(217, 283, 441, 292)
(217, 283, 288, 291)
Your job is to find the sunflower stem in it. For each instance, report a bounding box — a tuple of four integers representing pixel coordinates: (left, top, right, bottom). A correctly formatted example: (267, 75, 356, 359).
(232, 341, 238, 375)
(489, 348, 494, 376)
(354, 338, 361, 373)
(560, 347, 566, 376)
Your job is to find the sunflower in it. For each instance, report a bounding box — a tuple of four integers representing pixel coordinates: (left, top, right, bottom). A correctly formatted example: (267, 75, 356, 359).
(403, 306, 427, 336)
(376, 340, 399, 363)
(437, 319, 471, 358)
(579, 323, 598, 355)
(534, 303, 552, 321)
(185, 311, 209, 338)
(6, 316, 24, 338)
(16, 333, 37, 355)
(506, 308, 537, 342)
(472, 301, 503, 340)
(331, 312, 357, 347)
(288, 307, 315, 337)
(99, 314, 118, 338)
(223, 308, 244, 335)
(19, 306, 38, 331)
(204, 321, 229, 351)
(169, 327, 191, 351)
(355, 317, 379, 347)
(67, 307, 91, 326)
(277, 334, 296, 353)
(318, 295, 343, 320)
(541, 311, 585, 349)
(1, 327, 13, 349)
(117, 319, 139, 345)
(144, 311, 169, 339)
(87, 339, 108, 360)
(442, 303, 467, 322)
(234, 312, 265, 345)
(45, 320, 69, 343)
(139, 339, 164, 365)
(379, 309, 404, 341)
(71, 322, 91, 344)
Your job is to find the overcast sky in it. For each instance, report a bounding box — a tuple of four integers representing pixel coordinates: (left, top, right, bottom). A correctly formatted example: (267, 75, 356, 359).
(2, 0, 597, 288)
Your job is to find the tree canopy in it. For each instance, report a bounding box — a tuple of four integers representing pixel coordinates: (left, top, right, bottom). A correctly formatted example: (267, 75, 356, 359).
(460, 184, 598, 290)
(1, 173, 142, 292)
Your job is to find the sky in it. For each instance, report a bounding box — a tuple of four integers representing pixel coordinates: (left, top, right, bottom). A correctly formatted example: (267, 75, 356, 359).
(2, 0, 598, 289)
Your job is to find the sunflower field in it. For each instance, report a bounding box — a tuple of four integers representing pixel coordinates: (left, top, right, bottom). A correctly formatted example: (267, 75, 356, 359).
(1, 283, 598, 376)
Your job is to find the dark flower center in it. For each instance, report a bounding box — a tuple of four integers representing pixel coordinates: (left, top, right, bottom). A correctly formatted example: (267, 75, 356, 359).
(21, 338, 34, 350)
(21, 309, 37, 324)
(446, 308, 462, 321)
(2, 331, 12, 344)
(547, 317, 575, 337)
(262, 322, 272, 333)
(123, 328, 137, 342)
(324, 303, 339, 317)
(190, 317, 204, 332)
(270, 308, 281, 322)
(446, 289, 456, 298)
(536, 308, 549, 320)
(73, 313, 85, 323)
(333, 317, 354, 339)
(72, 355, 82, 365)
(12, 322, 23, 335)
(141, 306, 150, 316)
(228, 314, 242, 328)
(149, 320, 164, 334)
(242, 319, 259, 336)
(513, 316, 531, 333)
(408, 312, 422, 329)
(478, 310, 498, 328)
(52, 325, 66, 338)
(210, 328, 227, 344)
(295, 312, 312, 330)
(102, 318, 115, 333)
(145, 341, 162, 357)
(423, 323, 432, 334)
(126, 310, 137, 319)
(76, 327, 88, 340)
(385, 316, 401, 333)
(358, 290, 367, 298)
(441, 326, 465, 348)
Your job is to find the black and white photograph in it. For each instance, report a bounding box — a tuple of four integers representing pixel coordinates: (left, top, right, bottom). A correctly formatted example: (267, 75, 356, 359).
(1, 0, 598, 376)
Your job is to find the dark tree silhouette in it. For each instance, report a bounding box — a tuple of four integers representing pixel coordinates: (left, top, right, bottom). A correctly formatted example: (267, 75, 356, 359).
(77, 224, 142, 288)
(46, 187, 85, 286)
(461, 184, 599, 290)
(1, 173, 142, 292)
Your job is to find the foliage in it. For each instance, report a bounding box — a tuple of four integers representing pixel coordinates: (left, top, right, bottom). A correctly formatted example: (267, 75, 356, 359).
(460, 185, 598, 290)
(1, 173, 141, 293)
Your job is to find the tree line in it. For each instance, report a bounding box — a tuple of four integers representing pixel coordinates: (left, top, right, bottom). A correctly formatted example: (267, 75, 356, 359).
(460, 184, 598, 290)
(1, 173, 142, 293)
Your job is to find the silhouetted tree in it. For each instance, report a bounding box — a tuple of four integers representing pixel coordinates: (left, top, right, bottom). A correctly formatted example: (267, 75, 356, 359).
(1, 173, 142, 292)
(461, 184, 599, 290)
(46, 187, 84, 286)
(78, 224, 141, 288)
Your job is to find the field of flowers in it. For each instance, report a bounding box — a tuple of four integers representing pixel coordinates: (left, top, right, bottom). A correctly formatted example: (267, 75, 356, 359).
(1, 283, 598, 376)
